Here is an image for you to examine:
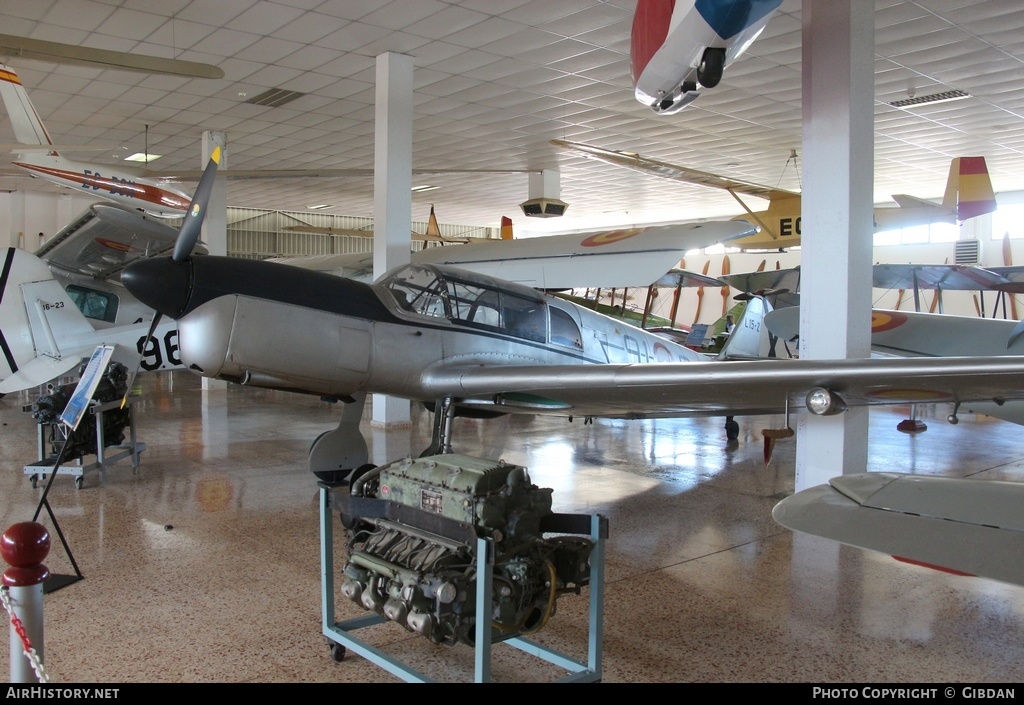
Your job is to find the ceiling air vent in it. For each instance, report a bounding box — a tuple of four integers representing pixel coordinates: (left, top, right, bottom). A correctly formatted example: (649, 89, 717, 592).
(244, 88, 306, 108)
(954, 239, 981, 265)
(888, 89, 969, 109)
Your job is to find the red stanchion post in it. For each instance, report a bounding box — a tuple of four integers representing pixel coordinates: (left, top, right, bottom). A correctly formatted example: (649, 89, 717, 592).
(2, 522, 50, 683)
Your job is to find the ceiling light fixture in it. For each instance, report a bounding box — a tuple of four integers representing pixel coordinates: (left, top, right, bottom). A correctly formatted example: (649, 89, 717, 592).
(305, 204, 333, 210)
(412, 185, 439, 192)
(888, 89, 969, 109)
(123, 152, 161, 163)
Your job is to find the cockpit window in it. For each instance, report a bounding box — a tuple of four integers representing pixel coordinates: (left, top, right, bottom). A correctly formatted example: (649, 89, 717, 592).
(385, 265, 448, 318)
(383, 264, 548, 342)
(66, 285, 119, 323)
(550, 307, 583, 349)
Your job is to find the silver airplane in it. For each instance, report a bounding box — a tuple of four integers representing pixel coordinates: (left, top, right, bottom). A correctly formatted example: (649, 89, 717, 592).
(115, 149, 1024, 482)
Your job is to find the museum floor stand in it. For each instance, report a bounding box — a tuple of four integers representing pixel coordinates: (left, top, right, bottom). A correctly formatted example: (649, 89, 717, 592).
(2, 371, 1022, 683)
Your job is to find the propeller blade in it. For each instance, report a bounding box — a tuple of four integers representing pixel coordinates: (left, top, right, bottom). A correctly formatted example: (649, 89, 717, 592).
(172, 146, 223, 262)
(121, 312, 163, 408)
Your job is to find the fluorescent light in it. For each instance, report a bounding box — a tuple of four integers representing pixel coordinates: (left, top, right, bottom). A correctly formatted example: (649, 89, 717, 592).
(305, 204, 333, 210)
(412, 185, 439, 192)
(123, 152, 161, 163)
(888, 89, 969, 109)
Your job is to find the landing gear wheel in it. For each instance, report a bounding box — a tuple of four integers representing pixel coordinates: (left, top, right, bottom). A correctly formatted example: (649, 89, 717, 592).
(697, 47, 725, 88)
(75, 476, 83, 490)
(30, 474, 38, 489)
(330, 642, 346, 662)
(725, 417, 739, 441)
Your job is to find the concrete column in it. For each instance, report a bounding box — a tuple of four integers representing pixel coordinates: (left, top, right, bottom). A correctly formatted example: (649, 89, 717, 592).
(794, 0, 874, 491)
(372, 52, 413, 427)
(201, 131, 227, 257)
(201, 131, 228, 392)
(0, 192, 14, 247)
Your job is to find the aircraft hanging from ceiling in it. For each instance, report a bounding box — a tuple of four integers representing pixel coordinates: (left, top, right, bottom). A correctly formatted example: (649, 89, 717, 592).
(0, 62, 534, 219)
(552, 139, 997, 249)
(631, 0, 783, 115)
(114, 148, 1024, 481)
(0, 63, 197, 217)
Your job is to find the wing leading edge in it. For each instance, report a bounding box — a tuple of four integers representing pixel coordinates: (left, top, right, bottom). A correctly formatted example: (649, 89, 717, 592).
(420, 355, 1024, 419)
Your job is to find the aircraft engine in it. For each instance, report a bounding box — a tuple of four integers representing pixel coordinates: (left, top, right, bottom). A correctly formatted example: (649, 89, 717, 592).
(25, 361, 131, 461)
(334, 454, 595, 647)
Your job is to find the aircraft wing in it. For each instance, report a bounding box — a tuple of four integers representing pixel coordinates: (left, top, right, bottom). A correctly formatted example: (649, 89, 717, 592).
(986, 265, 1024, 294)
(273, 221, 756, 290)
(411, 221, 754, 289)
(421, 355, 1024, 419)
(772, 473, 1024, 587)
(720, 267, 801, 295)
(35, 202, 205, 281)
(551, 139, 797, 202)
(872, 263, 1012, 292)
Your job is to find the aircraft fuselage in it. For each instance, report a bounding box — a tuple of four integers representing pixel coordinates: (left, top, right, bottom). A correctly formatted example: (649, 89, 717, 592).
(12, 153, 192, 217)
(122, 257, 707, 404)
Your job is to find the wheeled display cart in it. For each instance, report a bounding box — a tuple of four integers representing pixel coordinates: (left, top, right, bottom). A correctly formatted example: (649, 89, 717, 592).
(318, 483, 608, 683)
(23, 395, 146, 489)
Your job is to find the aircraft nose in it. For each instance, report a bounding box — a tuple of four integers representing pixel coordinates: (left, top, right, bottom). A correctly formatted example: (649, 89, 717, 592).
(122, 257, 193, 319)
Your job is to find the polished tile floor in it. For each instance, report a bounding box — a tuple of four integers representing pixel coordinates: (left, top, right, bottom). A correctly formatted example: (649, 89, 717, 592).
(2, 371, 1023, 683)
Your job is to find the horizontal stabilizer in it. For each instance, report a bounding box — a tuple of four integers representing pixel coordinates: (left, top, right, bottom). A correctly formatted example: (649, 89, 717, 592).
(890, 194, 945, 210)
(0, 354, 82, 394)
(773, 473, 1024, 587)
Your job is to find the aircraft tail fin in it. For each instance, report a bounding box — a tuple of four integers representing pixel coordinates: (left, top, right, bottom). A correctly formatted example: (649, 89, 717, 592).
(0, 247, 94, 393)
(716, 295, 776, 360)
(942, 156, 996, 221)
(0, 64, 56, 153)
(500, 216, 514, 240)
(425, 205, 441, 238)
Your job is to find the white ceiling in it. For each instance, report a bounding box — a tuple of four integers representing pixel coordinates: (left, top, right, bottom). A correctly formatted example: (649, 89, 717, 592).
(1, 0, 1023, 236)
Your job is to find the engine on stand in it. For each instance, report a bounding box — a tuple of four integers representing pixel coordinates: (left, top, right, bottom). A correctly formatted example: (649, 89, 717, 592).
(25, 361, 131, 462)
(333, 454, 597, 647)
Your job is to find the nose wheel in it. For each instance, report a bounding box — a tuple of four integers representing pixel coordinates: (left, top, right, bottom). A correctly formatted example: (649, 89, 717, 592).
(697, 48, 725, 88)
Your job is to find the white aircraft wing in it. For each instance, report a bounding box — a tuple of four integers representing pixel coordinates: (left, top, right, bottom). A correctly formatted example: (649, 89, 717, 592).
(420, 355, 1024, 419)
(273, 221, 756, 290)
(35, 202, 205, 281)
(772, 473, 1024, 587)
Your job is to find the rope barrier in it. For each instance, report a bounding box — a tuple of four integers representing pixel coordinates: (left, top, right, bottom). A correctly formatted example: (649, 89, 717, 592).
(1, 586, 49, 683)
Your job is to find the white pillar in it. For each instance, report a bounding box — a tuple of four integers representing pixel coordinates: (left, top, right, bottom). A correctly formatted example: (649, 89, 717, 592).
(201, 131, 227, 257)
(371, 52, 414, 427)
(0, 191, 14, 247)
(794, 0, 874, 491)
(201, 131, 228, 392)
